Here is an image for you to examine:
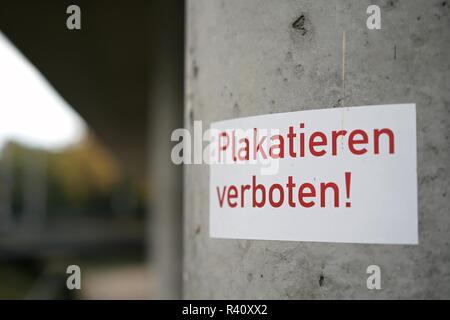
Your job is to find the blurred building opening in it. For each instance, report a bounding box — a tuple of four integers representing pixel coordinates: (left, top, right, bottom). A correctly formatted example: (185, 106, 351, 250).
(0, 0, 184, 300)
(0, 31, 148, 299)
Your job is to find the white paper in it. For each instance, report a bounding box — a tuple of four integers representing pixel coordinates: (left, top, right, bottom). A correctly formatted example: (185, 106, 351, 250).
(209, 104, 418, 244)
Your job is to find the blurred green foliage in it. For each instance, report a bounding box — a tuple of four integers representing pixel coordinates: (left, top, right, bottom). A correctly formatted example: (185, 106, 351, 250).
(0, 133, 146, 218)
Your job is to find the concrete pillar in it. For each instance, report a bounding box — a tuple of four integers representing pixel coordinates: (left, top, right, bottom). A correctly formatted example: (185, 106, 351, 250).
(0, 152, 13, 231)
(22, 151, 47, 227)
(148, 0, 184, 299)
(184, 0, 450, 298)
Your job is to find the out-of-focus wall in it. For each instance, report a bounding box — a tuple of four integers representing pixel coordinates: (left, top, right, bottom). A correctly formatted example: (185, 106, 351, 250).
(184, 0, 450, 298)
(148, 0, 184, 299)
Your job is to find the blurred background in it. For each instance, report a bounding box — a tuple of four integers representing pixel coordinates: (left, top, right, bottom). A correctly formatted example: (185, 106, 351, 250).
(0, 0, 184, 299)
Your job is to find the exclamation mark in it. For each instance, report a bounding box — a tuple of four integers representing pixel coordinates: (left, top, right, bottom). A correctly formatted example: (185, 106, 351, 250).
(345, 172, 351, 208)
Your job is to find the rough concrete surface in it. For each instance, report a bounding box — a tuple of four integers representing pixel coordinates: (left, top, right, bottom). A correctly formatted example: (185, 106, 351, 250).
(184, 0, 450, 299)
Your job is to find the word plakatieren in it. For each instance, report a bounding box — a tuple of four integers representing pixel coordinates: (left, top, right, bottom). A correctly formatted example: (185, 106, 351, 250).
(170, 121, 395, 166)
(216, 173, 352, 209)
(218, 123, 395, 162)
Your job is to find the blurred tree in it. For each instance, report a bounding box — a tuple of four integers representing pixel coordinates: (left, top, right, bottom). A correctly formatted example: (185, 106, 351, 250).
(0, 132, 147, 218)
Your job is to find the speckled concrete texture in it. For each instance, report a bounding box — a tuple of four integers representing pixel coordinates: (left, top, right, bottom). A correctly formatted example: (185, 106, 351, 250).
(184, 0, 450, 299)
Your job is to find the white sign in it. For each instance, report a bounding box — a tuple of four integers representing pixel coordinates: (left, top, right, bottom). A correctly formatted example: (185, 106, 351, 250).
(209, 104, 418, 244)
